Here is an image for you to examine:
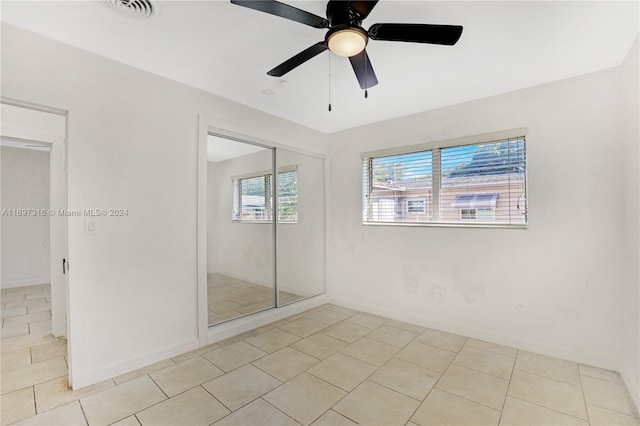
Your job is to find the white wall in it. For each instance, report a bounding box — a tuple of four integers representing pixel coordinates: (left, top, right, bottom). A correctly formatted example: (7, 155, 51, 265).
(276, 149, 325, 298)
(1, 23, 327, 388)
(207, 148, 325, 298)
(1, 147, 50, 288)
(327, 62, 633, 376)
(619, 35, 640, 411)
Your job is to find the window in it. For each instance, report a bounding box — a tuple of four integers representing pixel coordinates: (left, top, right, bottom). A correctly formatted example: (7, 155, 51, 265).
(232, 167, 297, 222)
(407, 199, 426, 214)
(459, 208, 495, 221)
(277, 170, 298, 222)
(233, 175, 271, 221)
(362, 151, 433, 223)
(363, 135, 526, 226)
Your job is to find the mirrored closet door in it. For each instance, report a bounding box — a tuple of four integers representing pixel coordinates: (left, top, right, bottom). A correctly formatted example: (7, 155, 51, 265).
(207, 136, 275, 324)
(276, 148, 325, 306)
(206, 134, 325, 326)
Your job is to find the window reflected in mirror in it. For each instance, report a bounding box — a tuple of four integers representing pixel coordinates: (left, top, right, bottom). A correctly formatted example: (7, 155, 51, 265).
(207, 135, 274, 325)
(206, 135, 326, 326)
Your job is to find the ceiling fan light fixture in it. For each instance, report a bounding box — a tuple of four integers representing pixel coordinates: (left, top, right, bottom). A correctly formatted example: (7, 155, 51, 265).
(327, 28, 367, 57)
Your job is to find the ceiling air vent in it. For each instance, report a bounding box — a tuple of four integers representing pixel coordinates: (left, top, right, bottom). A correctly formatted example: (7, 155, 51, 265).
(103, 0, 159, 19)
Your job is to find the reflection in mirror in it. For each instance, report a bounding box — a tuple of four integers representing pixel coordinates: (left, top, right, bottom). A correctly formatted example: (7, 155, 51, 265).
(276, 149, 325, 305)
(207, 135, 274, 325)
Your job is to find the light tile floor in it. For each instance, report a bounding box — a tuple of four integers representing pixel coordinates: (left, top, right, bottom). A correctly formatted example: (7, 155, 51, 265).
(2, 284, 639, 425)
(207, 274, 304, 325)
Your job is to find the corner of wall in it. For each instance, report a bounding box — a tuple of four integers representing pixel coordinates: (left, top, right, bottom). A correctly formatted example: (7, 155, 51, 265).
(622, 367, 640, 417)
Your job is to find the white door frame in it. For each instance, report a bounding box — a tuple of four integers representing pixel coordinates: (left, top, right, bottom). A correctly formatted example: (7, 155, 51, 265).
(0, 97, 70, 376)
(196, 114, 329, 346)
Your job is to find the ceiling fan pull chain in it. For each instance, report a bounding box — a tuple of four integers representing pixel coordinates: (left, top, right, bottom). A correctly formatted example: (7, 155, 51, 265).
(328, 52, 332, 112)
(364, 53, 369, 99)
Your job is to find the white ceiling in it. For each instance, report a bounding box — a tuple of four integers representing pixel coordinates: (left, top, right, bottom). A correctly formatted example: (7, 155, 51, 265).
(1, 1, 638, 133)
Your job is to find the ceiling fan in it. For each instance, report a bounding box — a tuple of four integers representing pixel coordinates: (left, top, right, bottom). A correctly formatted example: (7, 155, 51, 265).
(230, 0, 463, 90)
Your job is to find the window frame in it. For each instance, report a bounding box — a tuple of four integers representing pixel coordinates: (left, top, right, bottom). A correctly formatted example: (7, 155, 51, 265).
(406, 198, 427, 214)
(362, 129, 528, 229)
(232, 165, 298, 224)
(458, 208, 495, 221)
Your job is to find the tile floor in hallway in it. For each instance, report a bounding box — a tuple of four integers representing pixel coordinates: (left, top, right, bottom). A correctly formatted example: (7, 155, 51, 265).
(2, 284, 639, 426)
(207, 274, 304, 325)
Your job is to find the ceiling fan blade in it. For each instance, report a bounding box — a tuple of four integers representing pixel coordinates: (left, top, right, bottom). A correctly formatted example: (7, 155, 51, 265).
(348, 0, 379, 20)
(349, 49, 378, 89)
(368, 23, 463, 45)
(230, 0, 329, 28)
(267, 42, 328, 77)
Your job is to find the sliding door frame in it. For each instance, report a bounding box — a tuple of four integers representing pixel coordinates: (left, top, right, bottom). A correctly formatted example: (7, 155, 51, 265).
(197, 115, 328, 346)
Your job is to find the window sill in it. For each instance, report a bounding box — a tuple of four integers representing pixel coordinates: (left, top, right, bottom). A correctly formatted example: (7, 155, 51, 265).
(232, 220, 298, 225)
(363, 221, 527, 229)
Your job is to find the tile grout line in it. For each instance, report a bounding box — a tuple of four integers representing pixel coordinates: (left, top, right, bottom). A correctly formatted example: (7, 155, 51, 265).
(450, 359, 513, 381)
(259, 397, 304, 426)
(579, 370, 627, 385)
(403, 338, 469, 425)
(254, 311, 378, 424)
(127, 376, 213, 423)
(146, 373, 170, 400)
(580, 372, 640, 419)
(5, 298, 636, 426)
(513, 365, 588, 387)
(577, 367, 592, 425)
(497, 348, 518, 425)
(585, 400, 640, 420)
(249, 358, 301, 384)
(318, 326, 427, 425)
(77, 398, 90, 426)
(507, 394, 593, 423)
(30, 385, 37, 420)
(197, 383, 236, 414)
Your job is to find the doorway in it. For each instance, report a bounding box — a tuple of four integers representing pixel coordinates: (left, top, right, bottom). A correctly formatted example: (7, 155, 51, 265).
(0, 98, 69, 372)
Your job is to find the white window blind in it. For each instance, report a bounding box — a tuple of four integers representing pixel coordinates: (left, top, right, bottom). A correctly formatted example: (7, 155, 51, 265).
(362, 151, 433, 223)
(233, 175, 271, 221)
(278, 170, 298, 222)
(440, 137, 526, 224)
(232, 168, 298, 223)
(362, 136, 527, 226)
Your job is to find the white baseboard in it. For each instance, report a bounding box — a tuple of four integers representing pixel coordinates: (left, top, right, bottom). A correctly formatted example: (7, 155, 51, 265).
(71, 338, 199, 390)
(621, 367, 640, 416)
(71, 294, 328, 390)
(1, 277, 50, 289)
(207, 294, 329, 345)
(328, 296, 622, 372)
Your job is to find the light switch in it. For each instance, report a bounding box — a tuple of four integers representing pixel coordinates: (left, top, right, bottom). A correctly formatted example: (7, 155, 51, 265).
(85, 219, 96, 235)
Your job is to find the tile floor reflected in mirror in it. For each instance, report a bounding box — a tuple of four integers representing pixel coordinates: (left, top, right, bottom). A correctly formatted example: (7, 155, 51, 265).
(207, 273, 304, 325)
(2, 284, 639, 425)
